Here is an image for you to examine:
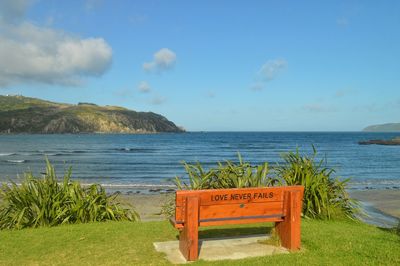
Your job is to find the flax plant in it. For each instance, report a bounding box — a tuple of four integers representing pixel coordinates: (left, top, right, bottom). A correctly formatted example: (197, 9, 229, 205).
(275, 146, 359, 220)
(0, 159, 139, 230)
(174, 153, 280, 190)
(163, 154, 279, 217)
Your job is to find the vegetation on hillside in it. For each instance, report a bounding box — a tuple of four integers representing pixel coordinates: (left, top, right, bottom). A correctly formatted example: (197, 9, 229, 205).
(0, 95, 184, 133)
(363, 122, 400, 132)
(0, 160, 139, 230)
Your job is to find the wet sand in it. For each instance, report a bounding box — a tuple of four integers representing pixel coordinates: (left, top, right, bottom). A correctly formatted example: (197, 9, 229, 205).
(350, 189, 400, 219)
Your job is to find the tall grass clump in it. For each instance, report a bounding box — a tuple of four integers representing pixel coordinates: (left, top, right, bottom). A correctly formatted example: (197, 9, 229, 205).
(275, 146, 359, 220)
(162, 154, 279, 217)
(0, 159, 139, 230)
(174, 153, 280, 190)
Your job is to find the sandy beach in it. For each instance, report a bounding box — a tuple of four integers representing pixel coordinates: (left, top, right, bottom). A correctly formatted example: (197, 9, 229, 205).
(118, 193, 172, 221)
(350, 189, 400, 225)
(116, 189, 400, 227)
(350, 189, 400, 219)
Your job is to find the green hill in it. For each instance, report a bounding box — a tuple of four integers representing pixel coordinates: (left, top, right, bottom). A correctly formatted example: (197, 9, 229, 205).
(363, 123, 400, 132)
(0, 95, 184, 134)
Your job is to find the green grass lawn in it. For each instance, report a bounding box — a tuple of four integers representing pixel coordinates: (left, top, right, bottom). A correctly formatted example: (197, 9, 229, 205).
(0, 219, 399, 265)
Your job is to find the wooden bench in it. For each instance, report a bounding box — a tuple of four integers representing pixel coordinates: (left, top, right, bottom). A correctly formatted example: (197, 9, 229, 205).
(170, 185, 304, 261)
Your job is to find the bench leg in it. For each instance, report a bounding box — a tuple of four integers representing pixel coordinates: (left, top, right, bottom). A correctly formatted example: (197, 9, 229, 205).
(275, 190, 302, 250)
(179, 196, 199, 261)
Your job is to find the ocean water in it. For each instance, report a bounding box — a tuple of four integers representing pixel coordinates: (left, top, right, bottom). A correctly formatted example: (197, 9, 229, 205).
(0, 132, 400, 192)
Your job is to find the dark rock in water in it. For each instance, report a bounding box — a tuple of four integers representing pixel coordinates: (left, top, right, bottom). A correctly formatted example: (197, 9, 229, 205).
(359, 137, 400, 145)
(127, 190, 133, 195)
(136, 191, 140, 194)
(166, 189, 175, 192)
(149, 188, 162, 193)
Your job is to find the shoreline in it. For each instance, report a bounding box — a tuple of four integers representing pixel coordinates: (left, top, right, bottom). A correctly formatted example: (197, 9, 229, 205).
(114, 188, 400, 227)
(349, 189, 400, 227)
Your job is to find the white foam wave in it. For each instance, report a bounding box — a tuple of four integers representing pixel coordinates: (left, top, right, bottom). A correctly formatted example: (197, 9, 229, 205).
(0, 153, 15, 156)
(6, 160, 26, 163)
(81, 183, 176, 189)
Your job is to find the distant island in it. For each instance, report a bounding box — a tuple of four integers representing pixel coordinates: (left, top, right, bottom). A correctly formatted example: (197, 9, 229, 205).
(363, 123, 400, 132)
(0, 95, 184, 134)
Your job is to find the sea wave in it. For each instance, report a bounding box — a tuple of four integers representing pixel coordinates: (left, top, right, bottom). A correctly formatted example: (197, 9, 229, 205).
(95, 183, 175, 189)
(348, 179, 400, 189)
(113, 148, 156, 153)
(0, 153, 15, 156)
(6, 159, 26, 163)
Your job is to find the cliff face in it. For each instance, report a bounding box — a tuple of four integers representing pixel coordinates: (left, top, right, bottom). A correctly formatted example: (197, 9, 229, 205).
(0, 95, 184, 134)
(363, 123, 400, 132)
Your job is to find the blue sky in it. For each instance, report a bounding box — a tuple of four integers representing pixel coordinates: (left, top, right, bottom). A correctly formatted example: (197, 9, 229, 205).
(0, 0, 399, 131)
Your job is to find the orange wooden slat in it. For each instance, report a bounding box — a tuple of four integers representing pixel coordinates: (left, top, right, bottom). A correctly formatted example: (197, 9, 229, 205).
(200, 216, 284, 227)
(176, 186, 296, 207)
(175, 201, 284, 223)
(199, 201, 284, 220)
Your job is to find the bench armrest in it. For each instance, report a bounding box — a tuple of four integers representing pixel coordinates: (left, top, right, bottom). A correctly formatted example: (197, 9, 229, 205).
(169, 217, 184, 229)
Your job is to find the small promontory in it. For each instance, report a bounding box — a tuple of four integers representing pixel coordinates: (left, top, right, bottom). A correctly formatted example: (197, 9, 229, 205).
(0, 95, 184, 134)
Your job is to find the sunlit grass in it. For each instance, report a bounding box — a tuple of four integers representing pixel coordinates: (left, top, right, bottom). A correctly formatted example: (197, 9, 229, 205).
(0, 219, 398, 265)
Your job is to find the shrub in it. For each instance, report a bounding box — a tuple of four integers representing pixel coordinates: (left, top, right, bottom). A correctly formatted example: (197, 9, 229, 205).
(274, 146, 359, 220)
(162, 154, 280, 217)
(0, 160, 139, 230)
(174, 153, 280, 190)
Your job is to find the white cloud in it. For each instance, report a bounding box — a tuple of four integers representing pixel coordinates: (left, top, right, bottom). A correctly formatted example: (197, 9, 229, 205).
(206, 91, 215, 98)
(114, 88, 133, 98)
(0, 0, 33, 23)
(129, 14, 148, 25)
(150, 96, 166, 105)
(303, 104, 336, 113)
(335, 90, 346, 98)
(143, 48, 176, 73)
(249, 58, 287, 91)
(0, 6, 112, 87)
(249, 83, 264, 91)
(138, 81, 151, 93)
(85, 0, 103, 10)
(337, 18, 349, 27)
(257, 59, 287, 81)
(334, 88, 355, 98)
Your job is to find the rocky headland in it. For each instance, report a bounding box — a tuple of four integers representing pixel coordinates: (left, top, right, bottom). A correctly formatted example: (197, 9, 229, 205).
(363, 123, 400, 132)
(0, 95, 184, 134)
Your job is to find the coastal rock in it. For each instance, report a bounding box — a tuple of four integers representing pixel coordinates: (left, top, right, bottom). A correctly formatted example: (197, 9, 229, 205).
(0, 95, 184, 134)
(359, 137, 400, 145)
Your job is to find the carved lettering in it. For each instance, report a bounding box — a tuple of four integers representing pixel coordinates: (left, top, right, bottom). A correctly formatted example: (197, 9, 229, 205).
(211, 191, 275, 202)
(211, 194, 228, 201)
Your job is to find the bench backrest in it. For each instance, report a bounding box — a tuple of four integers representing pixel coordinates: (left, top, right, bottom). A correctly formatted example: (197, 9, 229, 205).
(175, 186, 304, 227)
